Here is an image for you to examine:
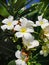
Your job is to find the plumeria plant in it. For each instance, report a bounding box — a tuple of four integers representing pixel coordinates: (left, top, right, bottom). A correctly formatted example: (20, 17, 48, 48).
(1, 15, 49, 65)
(0, 0, 49, 65)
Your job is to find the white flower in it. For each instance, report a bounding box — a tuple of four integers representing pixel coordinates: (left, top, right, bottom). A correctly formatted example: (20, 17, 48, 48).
(20, 17, 36, 27)
(15, 50, 27, 65)
(22, 37, 39, 49)
(14, 25, 34, 39)
(40, 45, 49, 57)
(43, 25, 49, 39)
(1, 16, 18, 30)
(36, 15, 49, 29)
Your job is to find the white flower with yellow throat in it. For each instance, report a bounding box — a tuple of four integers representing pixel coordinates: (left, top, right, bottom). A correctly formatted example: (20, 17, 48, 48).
(36, 15, 49, 29)
(1, 16, 18, 30)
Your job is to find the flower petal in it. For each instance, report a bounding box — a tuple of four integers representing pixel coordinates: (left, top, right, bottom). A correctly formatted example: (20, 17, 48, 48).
(14, 25, 21, 31)
(26, 28, 34, 33)
(24, 33, 33, 40)
(38, 15, 42, 21)
(6, 25, 14, 30)
(28, 40, 39, 49)
(15, 59, 27, 65)
(15, 59, 22, 65)
(2, 19, 9, 24)
(15, 50, 21, 59)
(43, 19, 48, 23)
(8, 15, 13, 21)
(1, 25, 7, 30)
(40, 50, 43, 55)
(15, 32, 23, 38)
(20, 17, 27, 27)
(36, 21, 40, 26)
(12, 20, 18, 25)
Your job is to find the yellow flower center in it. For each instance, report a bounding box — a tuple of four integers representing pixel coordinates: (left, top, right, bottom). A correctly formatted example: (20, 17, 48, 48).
(40, 21, 44, 25)
(7, 22, 12, 26)
(21, 28, 26, 33)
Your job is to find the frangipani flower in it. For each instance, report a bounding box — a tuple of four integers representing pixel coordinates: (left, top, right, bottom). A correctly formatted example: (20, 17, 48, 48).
(14, 24, 34, 39)
(15, 50, 28, 65)
(1, 16, 18, 30)
(22, 37, 39, 49)
(20, 17, 37, 27)
(40, 44, 49, 57)
(43, 25, 49, 39)
(36, 15, 49, 29)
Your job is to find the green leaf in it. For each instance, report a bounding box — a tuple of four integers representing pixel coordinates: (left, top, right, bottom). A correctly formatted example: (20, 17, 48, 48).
(8, 60, 16, 65)
(35, 63, 41, 65)
(14, 0, 26, 13)
(40, 0, 49, 4)
(0, 5, 10, 17)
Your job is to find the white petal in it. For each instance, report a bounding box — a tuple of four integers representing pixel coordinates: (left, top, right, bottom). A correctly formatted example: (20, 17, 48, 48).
(8, 15, 13, 21)
(14, 25, 21, 31)
(43, 19, 48, 23)
(12, 20, 18, 25)
(26, 20, 34, 27)
(15, 59, 27, 65)
(2, 19, 9, 24)
(1, 25, 7, 30)
(15, 32, 23, 38)
(26, 28, 34, 33)
(31, 40, 39, 47)
(21, 61, 27, 65)
(6, 25, 14, 30)
(44, 52, 48, 57)
(15, 50, 21, 58)
(24, 33, 33, 40)
(15, 59, 22, 65)
(38, 15, 42, 21)
(36, 21, 40, 26)
(28, 40, 39, 49)
(20, 17, 27, 27)
(41, 23, 49, 29)
(40, 50, 43, 55)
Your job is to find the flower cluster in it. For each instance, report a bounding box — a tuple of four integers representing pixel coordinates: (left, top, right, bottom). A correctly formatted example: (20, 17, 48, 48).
(1, 15, 49, 65)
